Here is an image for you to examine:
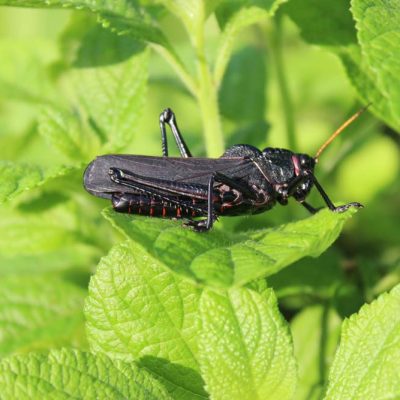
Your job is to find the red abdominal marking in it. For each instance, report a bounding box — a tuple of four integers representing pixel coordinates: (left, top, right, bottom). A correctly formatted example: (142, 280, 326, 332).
(192, 199, 197, 216)
(292, 155, 301, 176)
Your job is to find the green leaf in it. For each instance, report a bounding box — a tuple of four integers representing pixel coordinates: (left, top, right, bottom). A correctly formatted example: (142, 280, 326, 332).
(199, 287, 296, 400)
(0, 0, 130, 13)
(85, 241, 207, 400)
(155, 0, 204, 38)
(291, 305, 342, 400)
(324, 284, 400, 400)
(204, 0, 225, 17)
(48, 17, 150, 156)
(215, 0, 285, 29)
(283, 0, 357, 47)
(0, 275, 86, 356)
(0, 38, 57, 105)
(214, 6, 270, 86)
(0, 161, 76, 205)
(103, 207, 359, 288)
(284, 0, 400, 131)
(0, 206, 78, 256)
(338, 46, 394, 129)
(351, 0, 400, 130)
(0, 349, 172, 399)
(98, 14, 169, 47)
(0, 0, 168, 45)
(219, 46, 267, 122)
(70, 31, 149, 153)
(38, 107, 88, 161)
(268, 249, 344, 300)
(0, 244, 98, 276)
(85, 241, 298, 399)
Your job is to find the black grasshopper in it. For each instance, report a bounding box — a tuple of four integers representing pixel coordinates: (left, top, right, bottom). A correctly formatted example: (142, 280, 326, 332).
(84, 107, 365, 232)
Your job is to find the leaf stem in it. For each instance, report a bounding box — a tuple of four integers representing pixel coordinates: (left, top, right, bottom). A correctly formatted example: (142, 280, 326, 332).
(318, 301, 329, 385)
(152, 8, 224, 157)
(270, 13, 297, 151)
(150, 43, 198, 97)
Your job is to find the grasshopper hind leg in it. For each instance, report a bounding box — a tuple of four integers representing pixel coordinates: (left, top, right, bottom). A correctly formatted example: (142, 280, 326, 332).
(159, 108, 192, 158)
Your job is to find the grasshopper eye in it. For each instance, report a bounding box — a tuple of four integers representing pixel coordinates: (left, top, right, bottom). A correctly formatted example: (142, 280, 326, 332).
(299, 155, 308, 166)
(298, 154, 315, 170)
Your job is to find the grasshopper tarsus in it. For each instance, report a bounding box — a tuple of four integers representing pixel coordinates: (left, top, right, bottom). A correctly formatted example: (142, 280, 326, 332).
(332, 202, 364, 213)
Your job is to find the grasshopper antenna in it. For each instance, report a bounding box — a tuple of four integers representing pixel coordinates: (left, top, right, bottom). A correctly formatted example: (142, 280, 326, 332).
(314, 103, 372, 163)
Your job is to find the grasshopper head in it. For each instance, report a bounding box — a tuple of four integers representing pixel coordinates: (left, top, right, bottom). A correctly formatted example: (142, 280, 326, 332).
(290, 153, 316, 202)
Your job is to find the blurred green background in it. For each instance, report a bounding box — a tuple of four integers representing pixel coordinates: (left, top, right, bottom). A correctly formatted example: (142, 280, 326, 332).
(0, 2, 399, 361)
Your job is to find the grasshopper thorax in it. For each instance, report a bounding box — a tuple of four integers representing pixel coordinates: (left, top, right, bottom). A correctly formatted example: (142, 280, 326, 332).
(261, 148, 316, 203)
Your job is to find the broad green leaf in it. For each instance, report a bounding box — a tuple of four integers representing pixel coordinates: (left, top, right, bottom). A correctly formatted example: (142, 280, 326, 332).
(0, 0, 132, 13)
(204, 0, 225, 17)
(85, 241, 208, 400)
(219, 46, 266, 122)
(351, 0, 400, 130)
(214, 6, 270, 86)
(215, 0, 285, 29)
(0, 275, 86, 356)
(0, 244, 99, 276)
(38, 107, 88, 161)
(69, 29, 149, 153)
(284, 0, 400, 131)
(48, 17, 150, 157)
(63, 16, 146, 68)
(0, 161, 76, 204)
(86, 241, 299, 399)
(199, 287, 296, 400)
(324, 284, 400, 400)
(0, 349, 172, 399)
(97, 13, 169, 48)
(103, 207, 359, 288)
(0, 210, 74, 256)
(0, 0, 168, 46)
(291, 306, 342, 400)
(283, 0, 357, 47)
(338, 45, 396, 130)
(268, 249, 344, 300)
(0, 205, 78, 256)
(0, 38, 57, 105)
(17, 190, 69, 213)
(155, 0, 204, 39)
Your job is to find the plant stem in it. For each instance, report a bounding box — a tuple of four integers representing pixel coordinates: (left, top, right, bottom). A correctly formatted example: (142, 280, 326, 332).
(150, 43, 198, 97)
(271, 13, 297, 151)
(153, 8, 224, 157)
(194, 25, 225, 157)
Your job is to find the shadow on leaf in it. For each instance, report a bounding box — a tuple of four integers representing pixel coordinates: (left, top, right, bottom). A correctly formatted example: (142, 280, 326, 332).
(138, 355, 208, 399)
